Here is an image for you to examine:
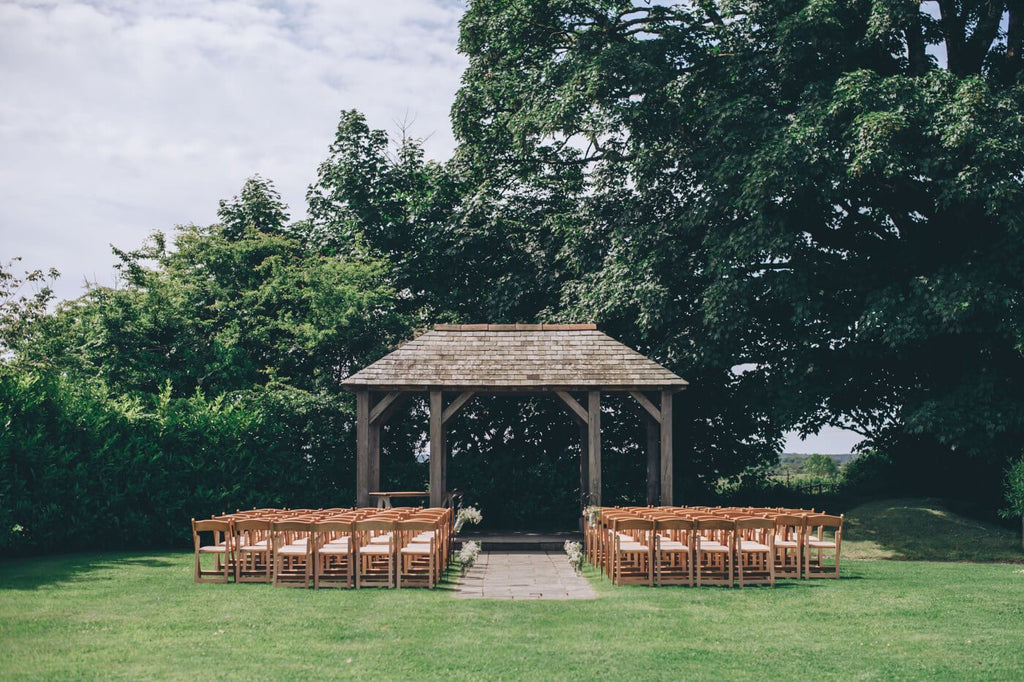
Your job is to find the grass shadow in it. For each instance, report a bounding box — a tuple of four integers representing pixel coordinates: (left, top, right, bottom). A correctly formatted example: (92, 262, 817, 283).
(0, 552, 183, 591)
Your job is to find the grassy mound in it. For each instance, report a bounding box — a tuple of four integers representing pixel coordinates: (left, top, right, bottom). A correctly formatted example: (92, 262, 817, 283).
(842, 498, 1024, 562)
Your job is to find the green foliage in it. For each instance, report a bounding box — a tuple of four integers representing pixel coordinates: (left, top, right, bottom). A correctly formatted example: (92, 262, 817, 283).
(0, 369, 354, 553)
(0, 176, 419, 552)
(1002, 458, 1024, 519)
(453, 0, 1024, 501)
(0, 257, 59, 361)
(803, 453, 840, 479)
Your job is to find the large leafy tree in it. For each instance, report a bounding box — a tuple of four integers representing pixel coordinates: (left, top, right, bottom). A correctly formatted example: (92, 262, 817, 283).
(28, 176, 407, 397)
(453, 0, 1024, 498)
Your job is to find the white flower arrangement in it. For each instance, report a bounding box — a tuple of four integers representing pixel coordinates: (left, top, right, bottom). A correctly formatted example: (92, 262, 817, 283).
(457, 540, 481, 570)
(454, 506, 483, 533)
(564, 540, 584, 574)
(583, 506, 601, 526)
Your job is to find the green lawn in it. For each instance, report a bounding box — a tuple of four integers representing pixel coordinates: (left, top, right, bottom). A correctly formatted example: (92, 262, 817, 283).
(843, 497, 1024, 562)
(3, 550, 1024, 680)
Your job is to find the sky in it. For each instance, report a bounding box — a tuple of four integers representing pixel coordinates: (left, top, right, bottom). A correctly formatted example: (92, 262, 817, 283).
(1, 0, 861, 454)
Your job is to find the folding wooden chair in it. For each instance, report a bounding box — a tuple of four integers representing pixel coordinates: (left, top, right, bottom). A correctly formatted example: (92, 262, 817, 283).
(772, 514, 806, 579)
(235, 518, 272, 583)
(396, 520, 439, 589)
(735, 517, 775, 587)
(355, 519, 395, 588)
(804, 514, 843, 578)
(271, 520, 313, 588)
(695, 517, 735, 587)
(654, 517, 694, 586)
(192, 518, 233, 583)
(610, 517, 654, 586)
(313, 520, 355, 589)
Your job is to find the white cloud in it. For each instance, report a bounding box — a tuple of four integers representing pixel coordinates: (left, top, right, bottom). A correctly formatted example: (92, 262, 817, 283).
(0, 0, 467, 300)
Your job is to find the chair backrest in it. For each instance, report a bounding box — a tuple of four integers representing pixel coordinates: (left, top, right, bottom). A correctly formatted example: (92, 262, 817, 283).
(397, 520, 437, 533)
(805, 514, 843, 540)
(695, 518, 736, 531)
(271, 520, 313, 534)
(612, 517, 654, 532)
(735, 517, 773, 531)
(193, 518, 231, 534)
(235, 518, 271, 532)
(655, 518, 695, 532)
(314, 520, 354, 535)
(355, 519, 395, 533)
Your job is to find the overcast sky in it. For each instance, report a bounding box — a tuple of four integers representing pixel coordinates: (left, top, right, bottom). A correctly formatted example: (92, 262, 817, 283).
(1, 0, 861, 454)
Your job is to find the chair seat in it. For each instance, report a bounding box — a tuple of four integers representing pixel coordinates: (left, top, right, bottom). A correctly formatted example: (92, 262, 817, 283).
(240, 544, 267, 552)
(808, 540, 836, 549)
(359, 545, 392, 555)
(774, 538, 798, 548)
(368, 534, 393, 545)
(700, 543, 730, 553)
(658, 541, 690, 551)
(320, 545, 351, 555)
(278, 544, 308, 556)
(401, 543, 434, 554)
(618, 543, 649, 552)
(740, 540, 770, 551)
(198, 545, 229, 553)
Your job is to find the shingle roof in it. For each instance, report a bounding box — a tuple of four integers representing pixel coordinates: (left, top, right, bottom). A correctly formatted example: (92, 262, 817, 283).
(342, 324, 688, 392)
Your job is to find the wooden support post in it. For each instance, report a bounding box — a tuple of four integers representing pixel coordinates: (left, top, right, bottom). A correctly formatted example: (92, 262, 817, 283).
(579, 420, 589, 512)
(660, 390, 673, 505)
(429, 390, 444, 508)
(588, 390, 601, 506)
(356, 390, 370, 507)
(646, 416, 659, 506)
(368, 419, 381, 495)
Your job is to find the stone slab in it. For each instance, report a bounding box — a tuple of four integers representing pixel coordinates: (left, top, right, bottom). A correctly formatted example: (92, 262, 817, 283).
(453, 551, 597, 601)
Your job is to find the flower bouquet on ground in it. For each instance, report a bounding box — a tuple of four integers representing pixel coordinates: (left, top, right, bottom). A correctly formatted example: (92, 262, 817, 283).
(457, 540, 481, 572)
(564, 541, 584, 574)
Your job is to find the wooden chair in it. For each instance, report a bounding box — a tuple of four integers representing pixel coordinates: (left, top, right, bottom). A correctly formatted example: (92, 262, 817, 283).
(654, 517, 695, 586)
(804, 514, 843, 579)
(234, 518, 272, 583)
(772, 514, 806, 579)
(355, 519, 395, 588)
(192, 518, 234, 583)
(610, 517, 654, 586)
(695, 518, 735, 587)
(272, 520, 313, 588)
(408, 510, 451, 581)
(735, 517, 775, 587)
(396, 520, 439, 589)
(313, 520, 355, 589)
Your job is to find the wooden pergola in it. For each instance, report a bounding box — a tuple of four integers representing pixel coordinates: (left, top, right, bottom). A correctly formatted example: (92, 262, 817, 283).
(341, 324, 688, 509)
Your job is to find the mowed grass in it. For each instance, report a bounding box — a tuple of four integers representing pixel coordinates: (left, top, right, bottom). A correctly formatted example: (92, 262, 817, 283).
(843, 497, 1024, 562)
(2, 549, 1024, 680)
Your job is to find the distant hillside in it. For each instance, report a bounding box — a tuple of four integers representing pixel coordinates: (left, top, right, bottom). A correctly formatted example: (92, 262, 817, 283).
(780, 453, 859, 464)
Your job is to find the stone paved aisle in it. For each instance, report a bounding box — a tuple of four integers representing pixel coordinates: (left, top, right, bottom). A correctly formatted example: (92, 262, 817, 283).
(453, 551, 597, 600)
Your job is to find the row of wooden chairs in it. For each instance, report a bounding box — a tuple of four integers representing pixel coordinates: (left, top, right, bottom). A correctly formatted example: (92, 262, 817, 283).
(192, 507, 453, 589)
(585, 506, 843, 587)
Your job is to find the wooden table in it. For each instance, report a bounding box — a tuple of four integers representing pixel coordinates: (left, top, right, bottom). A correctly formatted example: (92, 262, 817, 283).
(368, 491, 430, 509)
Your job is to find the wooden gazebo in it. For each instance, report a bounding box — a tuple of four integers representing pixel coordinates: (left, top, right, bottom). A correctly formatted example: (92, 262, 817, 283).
(341, 324, 688, 509)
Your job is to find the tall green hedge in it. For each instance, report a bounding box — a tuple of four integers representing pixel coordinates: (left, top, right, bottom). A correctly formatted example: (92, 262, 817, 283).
(0, 370, 355, 553)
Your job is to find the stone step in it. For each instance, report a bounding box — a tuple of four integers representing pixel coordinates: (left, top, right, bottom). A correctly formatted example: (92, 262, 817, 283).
(457, 531, 582, 552)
